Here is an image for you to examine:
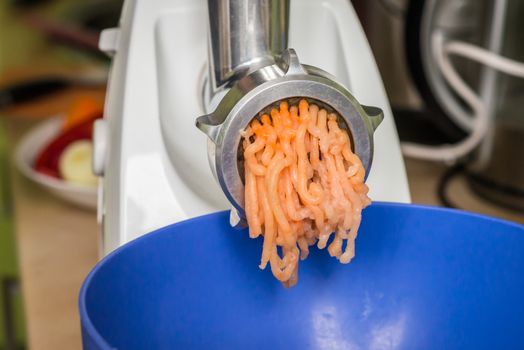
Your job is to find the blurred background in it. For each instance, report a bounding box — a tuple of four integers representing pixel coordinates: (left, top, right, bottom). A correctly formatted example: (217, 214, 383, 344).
(0, 0, 522, 348)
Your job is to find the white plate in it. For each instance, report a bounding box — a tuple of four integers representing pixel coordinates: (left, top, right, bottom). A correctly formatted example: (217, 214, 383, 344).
(15, 117, 97, 210)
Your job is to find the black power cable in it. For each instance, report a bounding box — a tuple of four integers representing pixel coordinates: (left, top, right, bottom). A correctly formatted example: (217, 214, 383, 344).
(437, 162, 524, 212)
(437, 163, 466, 209)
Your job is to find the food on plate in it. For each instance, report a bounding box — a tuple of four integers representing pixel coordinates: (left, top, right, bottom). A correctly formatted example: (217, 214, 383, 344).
(242, 99, 371, 287)
(61, 97, 103, 132)
(33, 98, 102, 185)
(58, 140, 98, 186)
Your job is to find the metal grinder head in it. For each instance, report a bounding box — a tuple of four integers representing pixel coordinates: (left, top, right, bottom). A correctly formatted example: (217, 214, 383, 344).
(196, 49, 384, 225)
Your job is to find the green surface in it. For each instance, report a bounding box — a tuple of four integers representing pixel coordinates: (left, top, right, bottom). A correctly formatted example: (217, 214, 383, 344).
(0, 1, 120, 347)
(0, 119, 26, 349)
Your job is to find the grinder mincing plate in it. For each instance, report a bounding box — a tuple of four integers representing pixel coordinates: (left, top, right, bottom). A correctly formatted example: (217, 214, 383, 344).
(197, 47, 384, 226)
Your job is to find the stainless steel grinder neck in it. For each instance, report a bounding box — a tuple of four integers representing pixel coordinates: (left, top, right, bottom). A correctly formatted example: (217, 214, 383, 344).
(206, 0, 289, 93)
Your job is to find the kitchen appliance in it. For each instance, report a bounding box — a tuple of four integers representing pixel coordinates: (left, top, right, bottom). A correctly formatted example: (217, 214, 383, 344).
(94, 0, 411, 254)
(362, 0, 524, 210)
(404, 0, 524, 210)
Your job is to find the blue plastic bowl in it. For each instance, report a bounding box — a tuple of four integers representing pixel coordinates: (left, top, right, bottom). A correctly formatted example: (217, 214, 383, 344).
(79, 203, 524, 349)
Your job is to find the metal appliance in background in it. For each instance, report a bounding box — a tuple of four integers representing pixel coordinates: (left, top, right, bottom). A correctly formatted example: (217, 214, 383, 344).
(360, 0, 524, 211)
(464, 1, 524, 210)
(94, 0, 411, 254)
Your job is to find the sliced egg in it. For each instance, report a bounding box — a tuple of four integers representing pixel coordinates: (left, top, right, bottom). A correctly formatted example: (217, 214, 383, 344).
(59, 140, 98, 186)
